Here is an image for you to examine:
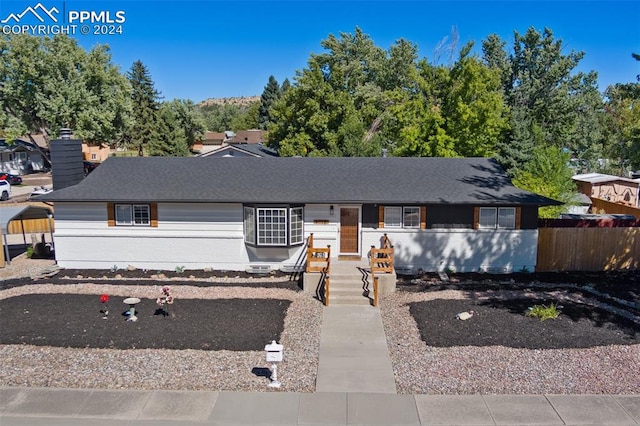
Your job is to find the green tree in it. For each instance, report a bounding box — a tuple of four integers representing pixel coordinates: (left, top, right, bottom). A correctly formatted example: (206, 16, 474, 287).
(148, 102, 190, 157)
(391, 44, 507, 158)
(0, 34, 131, 145)
(269, 28, 418, 156)
(441, 43, 508, 157)
(512, 145, 578, 218)
(165, 99, 206, 150)
(258, 76, 280, 130)
(230, 101, 260, 130)
(280, 78, 291, 94)
(127, 60, 161, 155)
(603, 81, 640, 172)
(486, 28, 594, 175)
(390, 61, 454, 157)
(77, 45, 133, 145)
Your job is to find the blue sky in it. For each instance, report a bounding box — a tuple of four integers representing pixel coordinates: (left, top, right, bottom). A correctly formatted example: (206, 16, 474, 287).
(1, 1, 639, 102)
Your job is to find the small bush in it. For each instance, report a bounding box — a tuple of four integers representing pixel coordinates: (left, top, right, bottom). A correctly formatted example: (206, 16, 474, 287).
(526, 302, 562, 321)
(25, 246, 35, 259)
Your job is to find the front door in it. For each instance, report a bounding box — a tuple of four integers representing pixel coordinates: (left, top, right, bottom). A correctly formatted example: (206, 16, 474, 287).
(340, 208, 359, 254)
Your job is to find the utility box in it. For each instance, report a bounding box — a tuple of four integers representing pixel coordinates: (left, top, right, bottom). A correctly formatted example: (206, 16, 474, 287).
(265, 340, 283, 363)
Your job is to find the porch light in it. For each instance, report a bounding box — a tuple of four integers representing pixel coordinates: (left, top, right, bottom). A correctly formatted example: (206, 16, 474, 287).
(329, 205, 334, 216)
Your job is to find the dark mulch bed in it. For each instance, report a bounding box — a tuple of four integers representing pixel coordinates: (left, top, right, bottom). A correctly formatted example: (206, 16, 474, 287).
(410, 298, 639, 349)
(398, 270, 640, 306)
(0, 294, 291, 351)
(1, 276, 303, 292)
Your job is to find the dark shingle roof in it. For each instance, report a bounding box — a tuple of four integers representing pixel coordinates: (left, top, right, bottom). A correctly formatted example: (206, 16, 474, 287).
(37, 157, 560, 205)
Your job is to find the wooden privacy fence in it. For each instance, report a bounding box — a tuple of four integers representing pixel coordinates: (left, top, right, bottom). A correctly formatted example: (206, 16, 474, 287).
(589, 197, 640, 218)
(7, 218, 54, 234)
(537, 223, 640, 271)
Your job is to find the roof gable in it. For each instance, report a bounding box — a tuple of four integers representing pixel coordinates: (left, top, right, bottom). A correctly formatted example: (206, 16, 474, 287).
(38, 157, 559, 206)
(198, 143, 278, 158)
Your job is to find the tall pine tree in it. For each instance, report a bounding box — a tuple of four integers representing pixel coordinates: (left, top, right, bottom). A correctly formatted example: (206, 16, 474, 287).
(127, 60, 161, 156)
(258, 75, 280, 130)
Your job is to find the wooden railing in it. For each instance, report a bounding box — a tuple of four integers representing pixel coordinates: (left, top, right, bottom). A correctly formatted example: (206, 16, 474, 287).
(305, 233, 331, 305)
(369, 234, 394, 307)
(370, 233, 394, 273)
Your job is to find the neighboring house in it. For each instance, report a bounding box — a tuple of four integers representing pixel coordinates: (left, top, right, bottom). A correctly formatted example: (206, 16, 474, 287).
(0, 138, 50, 175)
(226, 129, 266, 144)
(82, 143, 111, 162)
(198, 143, 278, 158)
(573, 173, 640, 208)
(38, 157, 559, 272)
(192, 131, 226, 154)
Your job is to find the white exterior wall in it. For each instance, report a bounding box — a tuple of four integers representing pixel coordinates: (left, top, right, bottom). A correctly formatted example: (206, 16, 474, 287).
(54, 202, 305, 271)
(362, 227, 538, 274)
(52, 202, 539, 273)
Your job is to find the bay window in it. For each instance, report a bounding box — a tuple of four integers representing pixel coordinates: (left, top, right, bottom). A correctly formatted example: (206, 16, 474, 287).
(244, 205, 304, 247)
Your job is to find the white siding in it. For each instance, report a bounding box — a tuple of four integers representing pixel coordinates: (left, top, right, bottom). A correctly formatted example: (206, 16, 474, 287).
(53, 202, 251, 270)
(303, 203, 338, 251)
(363, 227, 538, 273)
(52, 202, 539, 273)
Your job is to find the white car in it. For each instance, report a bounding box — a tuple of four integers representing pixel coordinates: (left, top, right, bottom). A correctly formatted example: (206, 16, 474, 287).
(0, 180, 10, 201)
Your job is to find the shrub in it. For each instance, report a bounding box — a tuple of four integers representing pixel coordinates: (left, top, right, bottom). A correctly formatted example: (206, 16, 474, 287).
(526, 302, 562, 321)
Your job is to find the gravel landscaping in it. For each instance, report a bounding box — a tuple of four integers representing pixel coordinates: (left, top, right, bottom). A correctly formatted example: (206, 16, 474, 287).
(0, 255, 639, 394)
(0, 278, 323, 392)
(382, 275, 640, 394)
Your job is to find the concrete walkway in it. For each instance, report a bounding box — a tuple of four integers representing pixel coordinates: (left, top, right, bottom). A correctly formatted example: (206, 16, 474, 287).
(315, 305, 397, 393)
(1, 387, 639, 425)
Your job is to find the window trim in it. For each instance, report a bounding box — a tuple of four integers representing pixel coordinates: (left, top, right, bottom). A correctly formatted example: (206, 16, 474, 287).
(244, 206, 256, 245)
(115, 204, 151, 226)
(290, 206, 304, 245)
(108, 203, 157, 227)
(403, 206, 421, 229)
(383, 206, 402, 228)
(383, 205, 423, 229)
(476, 207, 517, 230)
(257, 207, 288, 246)
(243, 205, 304, 247)
(497, 207, 516, 229)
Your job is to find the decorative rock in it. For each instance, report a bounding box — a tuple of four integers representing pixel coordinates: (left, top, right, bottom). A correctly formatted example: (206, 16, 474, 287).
(126, 265, 137, 271)
(115, 274, 122, 279)
(204, 267, 213, 273)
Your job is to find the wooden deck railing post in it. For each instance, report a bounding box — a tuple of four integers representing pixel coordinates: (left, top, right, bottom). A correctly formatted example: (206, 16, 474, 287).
(325, 274, 330, 306)
(373, 276, 379, 307)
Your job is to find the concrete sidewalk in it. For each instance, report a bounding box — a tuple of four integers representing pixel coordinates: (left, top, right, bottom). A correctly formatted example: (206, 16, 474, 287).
(315, 305, 397, 393)
(1, 387, 639, 425)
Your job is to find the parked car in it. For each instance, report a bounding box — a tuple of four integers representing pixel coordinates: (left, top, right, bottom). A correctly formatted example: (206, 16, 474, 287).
(0, 172, 22, 185)
(0, 180, 10, 201)
(30, 186, 53, 198)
